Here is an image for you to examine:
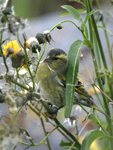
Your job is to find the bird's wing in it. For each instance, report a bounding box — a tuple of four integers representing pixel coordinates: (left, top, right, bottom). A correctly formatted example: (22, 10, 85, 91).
(57, 73, 89, 97)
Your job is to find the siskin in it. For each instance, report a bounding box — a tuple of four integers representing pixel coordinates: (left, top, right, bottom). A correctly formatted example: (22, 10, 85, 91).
(36, 48, 105, 115)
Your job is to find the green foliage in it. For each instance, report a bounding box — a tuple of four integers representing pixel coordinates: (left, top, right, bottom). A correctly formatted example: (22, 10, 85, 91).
(80, 129, 105, 150)
(65, 39, 93, 117)
(60, 140, 77, 149)
(62, 5, 83, 25)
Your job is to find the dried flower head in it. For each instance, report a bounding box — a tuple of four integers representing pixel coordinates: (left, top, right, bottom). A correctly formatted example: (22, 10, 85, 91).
(35, 33, 45, 44)
(0, 120, 24, 149)
(24, 37, 41, 53)
(43, 30, 53, 44)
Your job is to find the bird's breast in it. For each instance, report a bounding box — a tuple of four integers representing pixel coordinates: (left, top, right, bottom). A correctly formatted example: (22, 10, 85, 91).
(36, 62, 65, 107)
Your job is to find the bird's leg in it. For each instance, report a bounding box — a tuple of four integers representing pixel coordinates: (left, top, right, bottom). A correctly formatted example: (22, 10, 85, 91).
(47, 102, 53, 107)
(44, 105, 64, 119)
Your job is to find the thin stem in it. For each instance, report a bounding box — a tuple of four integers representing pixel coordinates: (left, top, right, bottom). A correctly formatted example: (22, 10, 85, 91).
(15, 69, 18, 90)
(86, 0, 110, 117)
(91, 11, 108, 70)
(40, 101, 81, 148)
(9, 79, 30, 91)
(79, 104, 88, 114)
(20, 127, 35, 145)
(95, 0, 110, 54)
(35, 41, 47, 74)
(0, 33, 9, 72)
(35, 103, 52, 150)
(95, 0, 113, 98)
(93, 86, 105, 111)
(54, 118, 81, 149)
(20, 126, 58, 146)
(23, 46, 35, 90)
(88, 1, 113, 97)
(40, 117, 52, 150)
(85, 0, 113, 149)
(30, 103, 74, 143)
(2, 54, 9, 72)
(17, 33, 35, 90)
(30, 103, 80, 147)
(49, 120, 73, 143)
(50, 20, 86, 39)
(93, 32, 101, 68)
(94, 84, 113, 103)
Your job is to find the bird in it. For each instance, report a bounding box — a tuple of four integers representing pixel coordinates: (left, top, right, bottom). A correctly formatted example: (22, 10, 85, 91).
(35, 48, 106, 116)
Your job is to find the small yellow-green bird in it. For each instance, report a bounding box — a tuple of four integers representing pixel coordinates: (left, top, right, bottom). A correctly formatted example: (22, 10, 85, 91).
(36, 48, 104, 114)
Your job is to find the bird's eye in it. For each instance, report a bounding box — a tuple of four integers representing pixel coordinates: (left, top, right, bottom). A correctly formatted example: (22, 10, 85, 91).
(53, 57, 58, 60)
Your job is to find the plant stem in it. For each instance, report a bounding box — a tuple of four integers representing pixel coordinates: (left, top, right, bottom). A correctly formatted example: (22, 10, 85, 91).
(95, 0, 113, 98)
(85, 0, 113, 149)
(20, 126, 58, 147)
(35, 41, 47, 74)
(10, 79, 29, 91)
(20, 127, 35, 145)
(54, 118, 81, 149)
(23, 46, 35, 90)
(40, 117, 52, 150)
(93, 31, 101, 68)
(35, 104, 52, 150)
(17, 33, 35, 90)
(50, 20, 86, 39)
(0, 31, 9, 72)
(40, 101, 81, 149)
(30, 103, 75, 144)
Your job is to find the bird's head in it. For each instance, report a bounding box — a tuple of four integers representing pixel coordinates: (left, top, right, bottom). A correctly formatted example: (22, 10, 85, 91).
(44, 48, 68, 71)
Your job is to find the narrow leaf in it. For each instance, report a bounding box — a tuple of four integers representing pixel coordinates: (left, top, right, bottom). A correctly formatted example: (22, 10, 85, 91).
(82, 39, 93, 49)
(65, 40, 82, 117)
(60, 11, 70, 17)
(61, 5, 83, 24)
(97, 25, 113, 35)
(80, 129, 105, 150)
(65, 40, 93, 117)
(81, 10, 98, 29)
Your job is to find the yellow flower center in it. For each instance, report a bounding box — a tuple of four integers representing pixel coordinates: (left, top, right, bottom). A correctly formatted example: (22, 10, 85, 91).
(2, 40, 20, 57)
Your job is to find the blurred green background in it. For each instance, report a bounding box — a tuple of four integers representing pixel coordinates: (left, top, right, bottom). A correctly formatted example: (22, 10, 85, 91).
(11, 0, 80, 19)
(0, 0, 110, 19)
(0, 0, 111, 19)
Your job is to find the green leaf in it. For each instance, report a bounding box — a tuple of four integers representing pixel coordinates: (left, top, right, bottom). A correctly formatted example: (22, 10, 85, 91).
(65, 40, 82, 117)
(60, 140, 77, 150)
(65, 39, 93, 117)
(60, 9, 85, 17)
(87, 110, 99, 125)
(80, 129, 105, 150)
(100, 137, 110, 150)
(81, 9, 98, 29)
(86, 109, 108, 130)
(61, 5, 83, 25)
(77, 9, 86, 13)
(82, 39, 93, 49)
(60, 11, 70, 17)
(97, 25, 113, 35)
